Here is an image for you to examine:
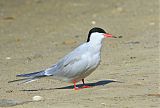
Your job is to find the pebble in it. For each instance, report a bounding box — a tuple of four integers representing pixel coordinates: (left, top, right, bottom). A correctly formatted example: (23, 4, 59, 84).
(32, 96, 43, 101)
(6, 57, 11, 60)
(91, 21, 96, 25)
(149, 22, 155, 26)
(101, 103, 107, 107)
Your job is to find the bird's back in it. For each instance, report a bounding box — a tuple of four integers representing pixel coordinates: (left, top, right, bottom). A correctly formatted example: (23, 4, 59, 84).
(45, 42, 101, 82)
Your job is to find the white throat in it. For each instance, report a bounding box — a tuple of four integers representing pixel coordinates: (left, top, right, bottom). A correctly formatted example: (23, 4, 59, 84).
(87, 32, 104, 53)
(88, 32, 104, 45)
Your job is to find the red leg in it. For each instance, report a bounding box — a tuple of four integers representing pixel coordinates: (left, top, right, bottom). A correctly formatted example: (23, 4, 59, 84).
(81, 79, 91, 88)
(73, 79, 92, 90)
(73, 80, 81, 90)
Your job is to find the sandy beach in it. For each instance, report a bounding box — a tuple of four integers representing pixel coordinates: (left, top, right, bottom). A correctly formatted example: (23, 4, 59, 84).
(0, 0, 159, 108)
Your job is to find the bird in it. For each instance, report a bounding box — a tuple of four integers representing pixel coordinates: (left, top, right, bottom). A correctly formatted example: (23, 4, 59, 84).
(9, 27, 114, 90)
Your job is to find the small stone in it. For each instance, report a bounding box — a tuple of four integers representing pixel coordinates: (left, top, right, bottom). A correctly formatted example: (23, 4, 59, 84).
(101, 103, 106, 106)
(149, 22, 155, 26)
(32, 96, 43, 101)
(6, 57, 11, 60)
(91, 21, 96, 25)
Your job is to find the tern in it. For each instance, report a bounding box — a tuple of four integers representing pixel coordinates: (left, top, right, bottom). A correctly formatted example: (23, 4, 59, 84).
(9, 27, 114, 90)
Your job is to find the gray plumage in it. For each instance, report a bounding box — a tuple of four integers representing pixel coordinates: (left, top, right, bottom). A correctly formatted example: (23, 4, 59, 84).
(9, 27, 113, 86)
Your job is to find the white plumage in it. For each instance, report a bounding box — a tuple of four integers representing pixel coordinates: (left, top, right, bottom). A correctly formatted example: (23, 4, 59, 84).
(10, 27, 113, 90)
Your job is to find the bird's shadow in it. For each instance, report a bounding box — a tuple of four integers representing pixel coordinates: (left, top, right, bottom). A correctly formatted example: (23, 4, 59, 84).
(55, 79, 119, 89)
(20, 79, 122, 91)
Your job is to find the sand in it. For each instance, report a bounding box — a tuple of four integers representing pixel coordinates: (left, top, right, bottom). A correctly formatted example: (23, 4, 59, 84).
(0, 0, 159, 108)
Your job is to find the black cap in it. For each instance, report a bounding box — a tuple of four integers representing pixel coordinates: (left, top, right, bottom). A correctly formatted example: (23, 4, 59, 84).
(87, 27, 106, 42)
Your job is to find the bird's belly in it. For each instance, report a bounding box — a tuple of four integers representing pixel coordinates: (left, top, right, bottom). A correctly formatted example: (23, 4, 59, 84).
(68, 53, 101, 82)
(53, 53, 101, 83)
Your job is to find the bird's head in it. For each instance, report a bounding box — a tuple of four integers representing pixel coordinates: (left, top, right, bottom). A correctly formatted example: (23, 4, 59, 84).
(87, 27, 113, 42)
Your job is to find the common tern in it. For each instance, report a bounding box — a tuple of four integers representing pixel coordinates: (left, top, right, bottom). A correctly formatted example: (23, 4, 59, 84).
(9, 27, 114, 90)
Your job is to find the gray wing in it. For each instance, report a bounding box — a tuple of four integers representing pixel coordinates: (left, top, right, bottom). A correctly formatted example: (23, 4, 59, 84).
(44, 43, 90, 78)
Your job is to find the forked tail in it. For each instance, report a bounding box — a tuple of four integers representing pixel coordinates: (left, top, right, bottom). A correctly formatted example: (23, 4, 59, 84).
(8, 70, 47, 84)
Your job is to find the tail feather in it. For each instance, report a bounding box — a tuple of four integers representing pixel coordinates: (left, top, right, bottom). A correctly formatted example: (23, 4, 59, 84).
(8, 70, 47, 84)
(8, 77, 37, 84)
(16, 70, 45, 77)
